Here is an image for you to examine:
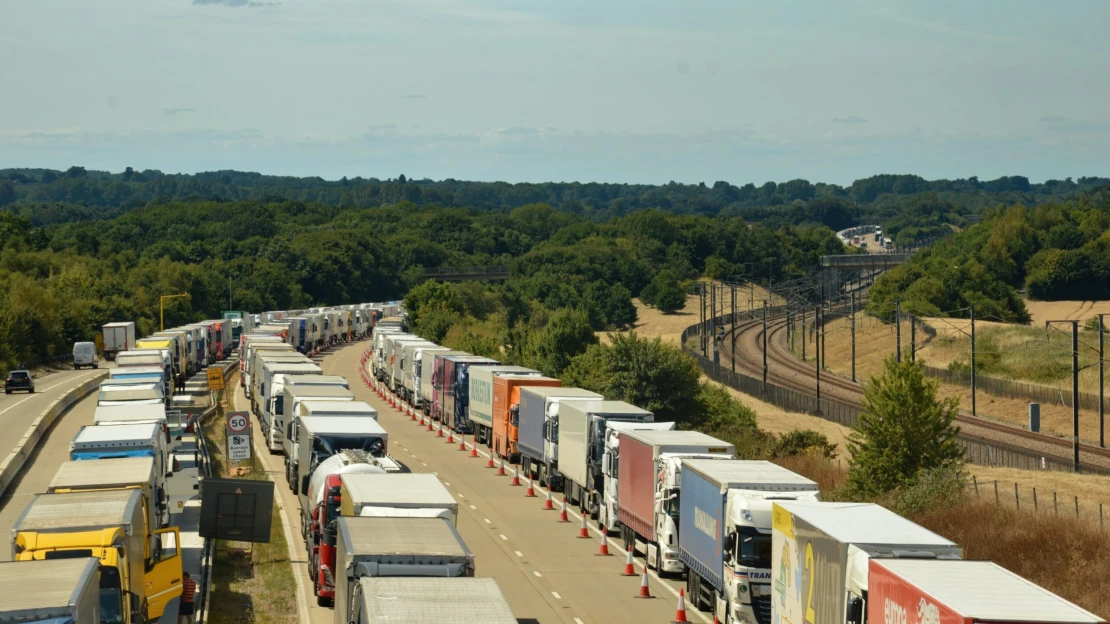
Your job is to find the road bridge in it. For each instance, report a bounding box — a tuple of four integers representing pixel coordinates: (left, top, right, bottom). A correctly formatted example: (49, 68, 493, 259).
(423, 265, 510, 281)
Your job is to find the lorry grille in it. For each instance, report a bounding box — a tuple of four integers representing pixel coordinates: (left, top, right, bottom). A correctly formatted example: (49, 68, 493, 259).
(754, 596, 771, 624)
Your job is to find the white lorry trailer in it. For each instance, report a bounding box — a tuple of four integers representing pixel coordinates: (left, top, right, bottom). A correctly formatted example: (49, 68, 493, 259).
(771, 501, 961, 624)
(557, 400, 653, 517)
(0, 558, 101, 624)
(402, 343, 446, 405)
(516, 386, 603, 491)
(342, 577, 516, 624)
(259, 361, 322, 453)
(102, 321, 136, 362)
(332, 517, 475, 622)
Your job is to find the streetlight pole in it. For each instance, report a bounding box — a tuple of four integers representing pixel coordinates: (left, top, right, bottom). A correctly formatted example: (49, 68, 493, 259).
(1100, 314, 1106, 448)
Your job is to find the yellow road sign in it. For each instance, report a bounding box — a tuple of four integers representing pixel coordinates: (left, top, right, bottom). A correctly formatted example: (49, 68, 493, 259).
(207, 367, 225, 391)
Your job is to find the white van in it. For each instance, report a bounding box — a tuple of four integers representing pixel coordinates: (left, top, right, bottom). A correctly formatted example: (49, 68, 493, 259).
(73, 342, 99, 369)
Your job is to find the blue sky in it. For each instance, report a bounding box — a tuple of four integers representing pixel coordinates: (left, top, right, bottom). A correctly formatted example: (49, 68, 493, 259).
(1, 0, 1107, 184)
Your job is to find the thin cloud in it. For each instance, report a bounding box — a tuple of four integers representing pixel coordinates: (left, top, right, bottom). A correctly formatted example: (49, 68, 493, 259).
(163, 108, 195, 116)
(192, 0, 279, 7)
(833, 116, 869, 124)
(401, 94, 427, 100)
(1042, 118, 1110, 133)
(869, 7, 1012, 42)
(1039, 115, 1066, 123)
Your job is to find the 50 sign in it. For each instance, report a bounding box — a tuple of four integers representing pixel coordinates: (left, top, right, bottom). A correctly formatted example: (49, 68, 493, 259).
(226, 411, 252, 462)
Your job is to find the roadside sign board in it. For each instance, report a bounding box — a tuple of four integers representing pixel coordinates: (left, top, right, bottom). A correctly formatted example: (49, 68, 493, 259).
(226, 411, 251, 461)
(207, 367, 225, 390)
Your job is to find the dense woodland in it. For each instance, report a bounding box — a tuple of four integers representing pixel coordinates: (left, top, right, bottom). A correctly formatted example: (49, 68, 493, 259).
(868, 189, 1110, 323)
(3, 166, 1108, 373)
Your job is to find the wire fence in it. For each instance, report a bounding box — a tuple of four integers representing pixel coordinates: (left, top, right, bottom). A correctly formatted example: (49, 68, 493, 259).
(970, 477, 1107, 529)
(923, 364, 1110, 413)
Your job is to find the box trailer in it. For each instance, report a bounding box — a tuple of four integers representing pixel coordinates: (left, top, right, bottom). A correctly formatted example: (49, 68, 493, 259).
(343, 577, 516, 624)
(259, 360, 321, 452)
(0, 558, 101, 624)
(282, 385, 356, 473)
(772, 502, 961, 624)
(102, 321, 136, 362)
(616, 430, 734, 573)
(466, 365, 542, 447)
(558, 400, 653, 515)
(402, 343, 446, 405)
(50, 456, 165, 530)
(339, 473, 458, 523)
(868, 559, 1104, 624)
(332, 517, 474, 619)
(71, 422, 170, 486)
(438, 355, 500, 433)
(420, 350, 464, 416)
(517, 386, 602, 491)
(680, 460, 820, 623)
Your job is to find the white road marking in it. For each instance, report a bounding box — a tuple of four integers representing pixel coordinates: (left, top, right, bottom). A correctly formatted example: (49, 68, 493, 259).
(551, 592, 561, 600)
(533, 571, 542, 578)
(444, 481, 450, 486)
(484, 518, 491, 524)
(514, 550, 523, 557)
(469, 504, 476, 510)
(499, 534, 508, 541)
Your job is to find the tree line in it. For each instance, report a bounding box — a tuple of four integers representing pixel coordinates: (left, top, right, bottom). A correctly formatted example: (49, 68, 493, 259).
(0, 199, 841, 373)
(868, 189, 1110, 322)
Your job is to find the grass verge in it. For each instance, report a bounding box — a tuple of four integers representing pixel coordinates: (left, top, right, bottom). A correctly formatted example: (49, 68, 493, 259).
(201, 385, 299, 624)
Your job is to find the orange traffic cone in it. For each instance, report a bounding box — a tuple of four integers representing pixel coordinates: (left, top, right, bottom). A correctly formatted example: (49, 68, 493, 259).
(596, 530, 611, 556)
(524, 478, 536, 497)
(542, 489, 554, 510)
(577, 514, 590, 538)
(437, 427, 445, 438)
(470, 439, 479, 458)
(410, 409, 417, 422)
(446, 431, 454, 444)
(620, 549, 636, 576)
(634, 570, 654, 599)
(509, 465, 522, 487)
(458, 437, 467, 451)
(557, 497, 570, 523)
(427, 421, 434, 432)
(497, 459, 506, 476)
(673, 588, 689, 622)
(486, 455, 495, 468)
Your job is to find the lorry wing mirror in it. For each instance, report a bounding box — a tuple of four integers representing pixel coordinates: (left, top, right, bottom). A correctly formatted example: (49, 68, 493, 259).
(846, 597, 863, 624)
(301, 475, 311, 496)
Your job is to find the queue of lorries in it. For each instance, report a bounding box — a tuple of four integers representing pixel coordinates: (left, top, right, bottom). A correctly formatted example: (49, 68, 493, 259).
(367, 318, 1105, 624)
(236, 303, 518, 623)
(3, 297, 1102, 624)
(0, 317, 214, 623)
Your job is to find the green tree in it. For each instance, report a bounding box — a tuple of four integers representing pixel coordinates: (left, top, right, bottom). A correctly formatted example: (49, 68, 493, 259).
(654, 275, 687, 314)
(0, 180, 15, 206)
(564, 332, 702, 426)
(846, 358, 964, 496)
(524, 308, 597, 376)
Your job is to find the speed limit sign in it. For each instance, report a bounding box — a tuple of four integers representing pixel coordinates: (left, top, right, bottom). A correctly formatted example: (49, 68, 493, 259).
(226, 411, 251, 461)
(227, 412, 249, 434)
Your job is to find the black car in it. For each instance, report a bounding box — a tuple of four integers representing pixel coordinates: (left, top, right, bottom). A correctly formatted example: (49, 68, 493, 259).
(4, 370, 34, 394)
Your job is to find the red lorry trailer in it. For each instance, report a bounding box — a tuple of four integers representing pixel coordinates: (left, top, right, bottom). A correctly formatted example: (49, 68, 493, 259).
(869, 559, 1104, 624)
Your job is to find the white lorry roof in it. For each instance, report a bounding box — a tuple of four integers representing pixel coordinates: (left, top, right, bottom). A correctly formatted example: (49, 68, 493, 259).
(94, 403, 166, 424)
(356, 577, 516, 623)
(300, 416, 387, 436)
(73, 422, 160, 444)
(563, 400, 652, 416)
(300, 401, 376, 416)
(341, 473, 455, 508)
(339, 517, 468, 557)
(0, 558, 99, 616)
(622, 430, 733, 449)
(873, 559, 1104, 623)
(776, 501, 956, 547)
(14, 490, 139, 533)
(521, 386, 603, 400)
(289, 386, 354, 399)
(51, 456, 155, 489)
(684, 459, 818, 490)
(284, 374, 349, 387)
(110, 365, 164, 377)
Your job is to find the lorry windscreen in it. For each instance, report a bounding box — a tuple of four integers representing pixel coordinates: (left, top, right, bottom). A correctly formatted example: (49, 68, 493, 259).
(737, 527, 772, 568)
(99, 565, 124, 624)
(313, 435, 385, 458)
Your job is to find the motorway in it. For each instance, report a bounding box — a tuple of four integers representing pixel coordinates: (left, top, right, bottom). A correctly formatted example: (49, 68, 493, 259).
(0, 366, 105, 467)
(0, 365, 215, 624)
(249, 341, 705, 624)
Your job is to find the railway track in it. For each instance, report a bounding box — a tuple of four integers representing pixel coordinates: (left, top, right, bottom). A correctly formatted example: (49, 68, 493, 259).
(716, 314, 1110, 473)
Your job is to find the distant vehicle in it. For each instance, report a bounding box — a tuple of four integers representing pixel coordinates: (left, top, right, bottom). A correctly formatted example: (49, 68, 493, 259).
(4, 369, 34, 394)
(72, 341, 99, 369)
(101, 321, 136, 361)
